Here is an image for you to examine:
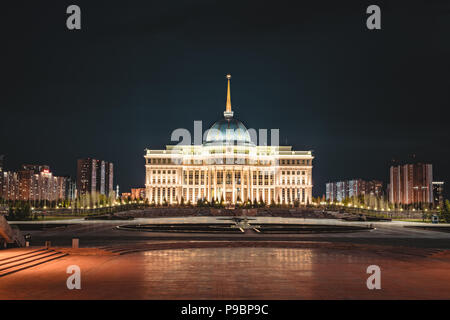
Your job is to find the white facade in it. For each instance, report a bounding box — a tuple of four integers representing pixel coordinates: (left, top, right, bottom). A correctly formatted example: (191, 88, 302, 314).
(144, 75, 313, 206)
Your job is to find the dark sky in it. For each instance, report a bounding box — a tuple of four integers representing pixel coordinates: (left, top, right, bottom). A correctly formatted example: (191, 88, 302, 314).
(1, 0, 449, 198)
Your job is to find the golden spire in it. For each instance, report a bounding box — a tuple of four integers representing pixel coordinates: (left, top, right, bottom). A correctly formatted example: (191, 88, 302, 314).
(226, 74, 232, 112)
(224, 74, 234, 118)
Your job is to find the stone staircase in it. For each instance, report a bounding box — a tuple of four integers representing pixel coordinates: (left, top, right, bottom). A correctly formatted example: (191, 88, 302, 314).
(0, 248, 68, 277)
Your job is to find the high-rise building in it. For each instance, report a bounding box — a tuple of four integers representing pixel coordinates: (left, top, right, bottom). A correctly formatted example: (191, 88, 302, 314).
(65, 176, 77, 201)
(348, 179, 366, 198)
(18, 169, 33, 200)
(22, 164, 50, 174)
(77, 158, 114, 196)
(367, 180, 383, 197)
(389, 163, 433, 204)
(77, 158, 97, 195)
(18, 165, 51, 201)
(432, 181, 444, 208)
(335, 181, 348, 202)
(1, 164, 75, 202)
(0, 171, 19, 200)
(105, 162, 114, 196)
(326, 182, 337, 202)
(326, 179, 383, 202)
(54, 176, 76, 202)
(0, 155, 4, 172)
(19, 166, 66, 201)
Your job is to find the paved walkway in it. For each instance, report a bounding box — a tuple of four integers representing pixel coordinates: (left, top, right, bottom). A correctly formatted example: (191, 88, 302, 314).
(1, 243, 450, 299)
(3, 217, 450, 299)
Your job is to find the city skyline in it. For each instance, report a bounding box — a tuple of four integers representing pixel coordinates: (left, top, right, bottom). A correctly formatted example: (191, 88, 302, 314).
(2, 1, 449, 198)
(2, 0, 450, 306)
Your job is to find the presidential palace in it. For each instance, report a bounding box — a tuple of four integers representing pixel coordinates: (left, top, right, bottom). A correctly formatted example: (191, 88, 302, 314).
(144, 75, 313, 205)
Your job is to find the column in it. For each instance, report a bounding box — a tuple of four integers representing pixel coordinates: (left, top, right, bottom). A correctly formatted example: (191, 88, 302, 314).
(232, 169, 235, 203)
(241, 168, 244, 202)
(222, 169, 225, 201)
(256, 170, 259, 202)
(213, 168, 217, 201)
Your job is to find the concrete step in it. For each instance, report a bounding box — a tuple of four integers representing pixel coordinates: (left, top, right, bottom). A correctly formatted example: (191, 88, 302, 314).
(0, 249, 55, 266)
(0, 250, 61, 270)
(0, 248, 47, 263)
(0, 250, 68, 278)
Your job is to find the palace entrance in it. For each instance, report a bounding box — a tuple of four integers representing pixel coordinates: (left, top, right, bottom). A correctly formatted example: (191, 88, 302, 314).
(226, 192, 233, 203)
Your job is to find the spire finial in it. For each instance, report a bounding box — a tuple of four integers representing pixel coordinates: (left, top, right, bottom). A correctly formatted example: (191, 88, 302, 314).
(224, 74, 234, 118)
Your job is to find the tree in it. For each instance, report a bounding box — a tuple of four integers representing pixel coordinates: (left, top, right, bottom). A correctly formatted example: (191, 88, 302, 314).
(441, 199, 450, 223)
(7, 202, 32, 221)
(342, 197, 350, 206)
(108, 192, 116, 207)
(244, 200, 252, 209)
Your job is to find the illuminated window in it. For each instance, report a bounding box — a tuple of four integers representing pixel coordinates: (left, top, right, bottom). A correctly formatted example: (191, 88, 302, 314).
(195, 171, 199, 185)
(226, 172, 232, 185)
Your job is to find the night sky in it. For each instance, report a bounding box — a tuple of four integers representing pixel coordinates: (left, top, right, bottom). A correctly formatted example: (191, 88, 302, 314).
(1, 0, 449, 198)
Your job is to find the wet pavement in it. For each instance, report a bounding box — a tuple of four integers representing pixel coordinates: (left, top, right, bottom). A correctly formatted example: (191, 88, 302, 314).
(3, 216, 450, 299)
(1, 243, 450, 299)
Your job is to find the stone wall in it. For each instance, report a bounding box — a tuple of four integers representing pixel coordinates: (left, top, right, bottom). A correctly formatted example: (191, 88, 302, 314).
(0, 215, 24, 247)
(116, 207, 329, 218)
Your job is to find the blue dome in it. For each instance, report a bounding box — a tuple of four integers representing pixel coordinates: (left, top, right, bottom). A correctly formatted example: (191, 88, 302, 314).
(204, 117, 253, 146)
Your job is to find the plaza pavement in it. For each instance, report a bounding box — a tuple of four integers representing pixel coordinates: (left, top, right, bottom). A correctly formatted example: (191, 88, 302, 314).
(1, 216, 450, 299)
